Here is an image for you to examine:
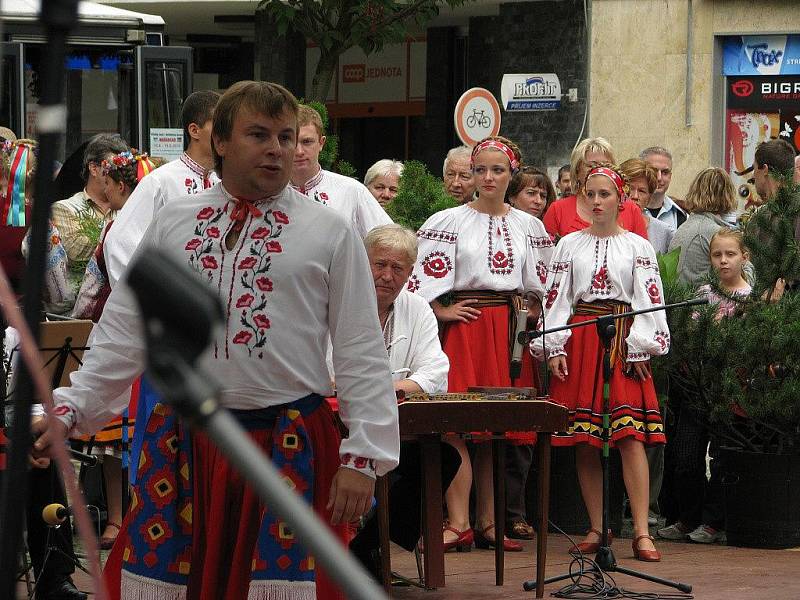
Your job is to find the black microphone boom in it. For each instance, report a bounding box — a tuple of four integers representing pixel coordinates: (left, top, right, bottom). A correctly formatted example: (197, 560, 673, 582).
(518, 296, 709, 345)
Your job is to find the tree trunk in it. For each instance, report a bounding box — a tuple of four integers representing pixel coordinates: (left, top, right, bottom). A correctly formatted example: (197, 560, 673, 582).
(309, 49, 340, 102)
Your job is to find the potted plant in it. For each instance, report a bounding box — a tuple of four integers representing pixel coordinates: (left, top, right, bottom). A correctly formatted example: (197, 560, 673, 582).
(654, 172, 800, 548)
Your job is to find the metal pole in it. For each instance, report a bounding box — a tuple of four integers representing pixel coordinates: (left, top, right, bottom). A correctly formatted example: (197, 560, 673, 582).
(0, 1, 79, 594)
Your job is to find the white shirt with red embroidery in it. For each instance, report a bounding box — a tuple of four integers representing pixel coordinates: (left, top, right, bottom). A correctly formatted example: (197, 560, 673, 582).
(291, 168, 391, 238)
(104, 153, 219, 287)
(534, 230, 671, 362)
(52, 183, 400, 477)
(409, 204, 554, 302)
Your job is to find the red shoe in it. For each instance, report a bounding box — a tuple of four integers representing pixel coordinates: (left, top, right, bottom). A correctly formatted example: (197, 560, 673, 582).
(474, 524, 523, 552)
(569, 528, 613, 554)
(443, 525, 474, 553)
(632, 534, 661, 562)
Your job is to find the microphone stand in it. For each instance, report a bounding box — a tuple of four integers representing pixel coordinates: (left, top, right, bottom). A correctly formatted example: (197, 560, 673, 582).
(521, 298, 704, 596)
(0, 1, 79, 594)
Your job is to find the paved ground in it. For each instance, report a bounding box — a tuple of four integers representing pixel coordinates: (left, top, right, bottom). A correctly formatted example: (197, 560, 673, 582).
(21, 533, 800, 599)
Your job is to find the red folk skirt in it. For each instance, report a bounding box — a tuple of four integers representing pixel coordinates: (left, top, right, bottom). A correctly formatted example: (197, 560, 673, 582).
(548, 302, 666, 449)
(442, 292, 540, 445)
(103, 400, 348, 600)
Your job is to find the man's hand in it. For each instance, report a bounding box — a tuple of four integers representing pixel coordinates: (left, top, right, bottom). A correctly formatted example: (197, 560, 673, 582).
(327, 467, 375, 525)
(548, 355, 568, 381)
(432, 299, 481, 323)
(626, 360, 651, 380)
(30, 415, 69, 460)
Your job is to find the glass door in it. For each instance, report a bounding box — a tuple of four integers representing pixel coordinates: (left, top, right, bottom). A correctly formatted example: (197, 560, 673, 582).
(0, 42, 25, 139)
(135, 46, 193, 161)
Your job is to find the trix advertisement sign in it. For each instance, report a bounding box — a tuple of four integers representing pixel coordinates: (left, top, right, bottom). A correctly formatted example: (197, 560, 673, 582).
(723, 35, 800, 76)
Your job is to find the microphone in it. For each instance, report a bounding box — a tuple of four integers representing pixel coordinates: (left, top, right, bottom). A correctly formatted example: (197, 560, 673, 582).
(42, 503, 73, 526)
(510, 303, 529, 380)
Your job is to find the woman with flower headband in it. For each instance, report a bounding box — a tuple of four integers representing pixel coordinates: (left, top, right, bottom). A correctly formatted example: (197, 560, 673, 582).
(535, 163, 670, 562)
(410, 135, 553, 552)
(71, 149, 156, 550)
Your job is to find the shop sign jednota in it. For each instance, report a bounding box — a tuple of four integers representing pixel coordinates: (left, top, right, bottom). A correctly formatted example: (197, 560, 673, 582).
(500, 74, 561, 111)
(454, 88, 501, 146)
(723, 35, 800, 76)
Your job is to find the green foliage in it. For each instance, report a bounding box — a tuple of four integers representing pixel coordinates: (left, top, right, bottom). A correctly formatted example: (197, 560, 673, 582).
(259, 0, 469, 100)
(654, 174, 800, 454)
(70, 209, 104, 274)
(385, 160, 457, 232)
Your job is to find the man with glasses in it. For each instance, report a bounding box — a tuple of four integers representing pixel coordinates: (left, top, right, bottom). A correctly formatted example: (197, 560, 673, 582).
(640, 146, 686, 230)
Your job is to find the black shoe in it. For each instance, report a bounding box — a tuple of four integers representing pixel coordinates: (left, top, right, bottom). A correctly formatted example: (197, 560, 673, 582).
(36, 578, 88, 600)
(349, 539, 381, 581)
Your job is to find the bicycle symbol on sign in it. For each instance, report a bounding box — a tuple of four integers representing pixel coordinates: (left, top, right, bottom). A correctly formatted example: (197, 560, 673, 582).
(466, 108, 491, 129)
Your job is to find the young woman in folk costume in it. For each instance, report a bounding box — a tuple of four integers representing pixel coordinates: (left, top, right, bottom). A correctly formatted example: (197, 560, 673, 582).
(72, 149, 156, 550)
(410, 136, 554, 551)
(535, 163, 670, 561)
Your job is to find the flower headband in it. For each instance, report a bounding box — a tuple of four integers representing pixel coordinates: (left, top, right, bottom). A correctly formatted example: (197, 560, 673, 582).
(586, 166, 629, 201)
(101, 150, 156, 182)
(471, 139, 520, 171)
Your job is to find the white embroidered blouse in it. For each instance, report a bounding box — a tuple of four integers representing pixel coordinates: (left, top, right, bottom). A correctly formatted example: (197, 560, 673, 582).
(52, 183, 400, 477)
(409, 204, 554, 302)
(535, 230, 671, 362)
(104, 153, 219, 287)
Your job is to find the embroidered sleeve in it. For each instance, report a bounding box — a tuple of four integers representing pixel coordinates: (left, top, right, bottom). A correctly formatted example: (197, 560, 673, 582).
(626, 241, 671, 360)
(411, 210, 458, 302)
(532, 238, 574, 360)
(339, 453, 377, 479)
(522, 217, 555, 300)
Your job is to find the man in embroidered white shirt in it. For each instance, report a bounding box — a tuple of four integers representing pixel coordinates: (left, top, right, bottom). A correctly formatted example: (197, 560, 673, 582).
(640, 146, 686, 230)
(290, 105, 391, 238)
(33, 81, 399, 600)
(103, 90, 221, 287)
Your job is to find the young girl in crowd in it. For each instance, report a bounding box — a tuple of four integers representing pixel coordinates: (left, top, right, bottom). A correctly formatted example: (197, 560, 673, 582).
(658, 228, 751, 544)
(411, 136, 553, 551)
(537, 163, 669, 562)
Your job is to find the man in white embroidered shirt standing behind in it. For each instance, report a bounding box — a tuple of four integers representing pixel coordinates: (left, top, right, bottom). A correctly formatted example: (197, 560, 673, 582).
(103, 90, 221, 287)
(33, 81, 399, 600)
(290, 105, 391, 237)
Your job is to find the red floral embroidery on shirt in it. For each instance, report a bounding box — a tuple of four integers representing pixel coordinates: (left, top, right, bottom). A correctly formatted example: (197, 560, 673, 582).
(645, 277, 662, 304)
(654, 330, 670, 352)
(53, 405, 73, 417)
(236, 293, 255, 308)
(239, 256, 257, 270)
(407, 274, 420, 293)
(545, 282, 560, 309)
(186, 206, 224, 281)
(592, 267, 609, 291)
(492, 251, 509, 269)
(313, 191, 329, 205)
(256, 277, 273, 292)
(536, 260, 548, 284)
(422, 251, 453, 279)
(197, 207, 214, 220)
(201, 256, 218, 270)
(233, 331, 253, 344)
(233, 208, 290, 358)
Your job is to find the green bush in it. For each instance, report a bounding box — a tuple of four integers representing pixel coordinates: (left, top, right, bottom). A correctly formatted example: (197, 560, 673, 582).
(385, 160, 458, 232)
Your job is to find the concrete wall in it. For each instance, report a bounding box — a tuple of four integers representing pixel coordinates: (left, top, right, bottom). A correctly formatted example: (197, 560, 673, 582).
(589, 0, 798, 198)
